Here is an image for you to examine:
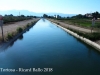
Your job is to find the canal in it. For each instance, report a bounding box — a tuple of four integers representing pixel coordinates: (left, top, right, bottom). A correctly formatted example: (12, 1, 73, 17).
(0, 19, 100, 75)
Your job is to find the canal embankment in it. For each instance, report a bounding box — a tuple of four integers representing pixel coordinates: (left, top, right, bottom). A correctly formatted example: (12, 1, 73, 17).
(0, 18, 40, 46)
(49, 19, 100, 52)
(0, 19, 100, 75)
(48, 19, 95, 33)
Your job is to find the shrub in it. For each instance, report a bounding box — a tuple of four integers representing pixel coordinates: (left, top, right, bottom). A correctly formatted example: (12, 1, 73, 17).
(26, 23, 30, 28)
(7, 33, 13, 40)
(67, 27, 100, 41)
(31, 22, 34, 25)
(57, 22, 60, 25)
(17, 27, 23, 33)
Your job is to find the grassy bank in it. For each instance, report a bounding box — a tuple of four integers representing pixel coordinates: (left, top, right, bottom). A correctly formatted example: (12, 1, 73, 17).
(52, 21, 100, 41)
(3, 15, 33, 24)
(67, 28, 100, 41)
(0, 20, 38, 42)
(55, 18, 100, 28)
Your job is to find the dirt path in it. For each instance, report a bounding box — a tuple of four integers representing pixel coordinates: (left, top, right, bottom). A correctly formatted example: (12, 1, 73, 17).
(0, 18, 39, 38)
(48, 19, 100, 45)
(48, 19, 95, 33)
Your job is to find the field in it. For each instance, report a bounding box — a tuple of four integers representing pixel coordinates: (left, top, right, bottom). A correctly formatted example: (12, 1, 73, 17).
(57, 18, 100, 28)
(49, 18, 100, 41)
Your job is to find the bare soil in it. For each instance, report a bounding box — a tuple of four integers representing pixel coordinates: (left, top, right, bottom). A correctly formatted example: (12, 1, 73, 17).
(0, 18, 39, 37)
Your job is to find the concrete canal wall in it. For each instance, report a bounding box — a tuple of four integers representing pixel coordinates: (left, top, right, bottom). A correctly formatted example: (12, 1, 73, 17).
(52, 22, 100, 52)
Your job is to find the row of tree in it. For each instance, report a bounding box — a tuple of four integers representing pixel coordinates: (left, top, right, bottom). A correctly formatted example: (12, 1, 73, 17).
(4, 11, 98, 23)
(3, 14, 37, 24)
(43, 14, 55, 18)
(43, 11, 100, 19)
(92, 11, 100, 19)
(71, 11, 100, 19)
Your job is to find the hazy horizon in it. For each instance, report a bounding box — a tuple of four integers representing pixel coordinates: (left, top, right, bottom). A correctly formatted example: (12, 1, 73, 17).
(0, 10, 77, 17)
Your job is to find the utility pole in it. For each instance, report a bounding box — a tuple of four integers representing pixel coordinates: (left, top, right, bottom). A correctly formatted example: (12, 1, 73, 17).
(19, 12, 20, 16)
(0, 15, 4, 41)
(91, 18, 95, 33)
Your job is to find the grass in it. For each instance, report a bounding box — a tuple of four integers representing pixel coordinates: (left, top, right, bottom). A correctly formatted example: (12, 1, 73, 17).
(57, 18, 100, 28)
(67, 27, 100, 41)
(26, 22, 35, 28)
(17, 22, 36, 33)
(6, 27, 24, 41)
(31, 22, 34, 25)
(6, 22, 36, 40)
(65, 19, 91, 27)
(26, 23, 30, 28)
(53, 21, 100, 41)
(17, 27, 23, 33)
(7, 33, 13, 40)
(0, 20, 38, 42)
(54, 22, 60, 25)
(0, 37, 2, 40)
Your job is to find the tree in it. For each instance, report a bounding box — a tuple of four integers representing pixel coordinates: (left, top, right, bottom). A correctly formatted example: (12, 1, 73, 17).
(21, 15, 25, 17)
(43, 14, 48, 18)
(92, 11, 99, 19)
(76, 14, 83, 19)
(95, 11, 99, 17)
(9, 14, 13, 17)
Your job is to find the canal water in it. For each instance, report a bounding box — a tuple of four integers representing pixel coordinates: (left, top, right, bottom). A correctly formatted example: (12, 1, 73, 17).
(0, 19, 100, 75)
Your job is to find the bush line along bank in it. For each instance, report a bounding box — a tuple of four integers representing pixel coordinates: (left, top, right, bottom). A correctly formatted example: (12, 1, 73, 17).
(5, 21, 37, 41)
(54, 21, 100, 41)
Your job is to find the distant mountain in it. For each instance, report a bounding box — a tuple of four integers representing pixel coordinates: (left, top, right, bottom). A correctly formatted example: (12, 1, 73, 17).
(0, 10, 76, 17)
(0, 10, 43, 16)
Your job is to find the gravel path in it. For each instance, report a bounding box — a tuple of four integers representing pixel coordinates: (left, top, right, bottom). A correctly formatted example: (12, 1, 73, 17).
(48, 19, 100, 45)
(0, 18, 39, 37)
(48, 19, 95, 33)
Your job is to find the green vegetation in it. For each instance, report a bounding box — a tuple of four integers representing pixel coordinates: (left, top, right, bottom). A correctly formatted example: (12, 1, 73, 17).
(45, 11, 100, 28)
(6, 23, 33, 41)
(54, 11, 100, 28)
(3, 14, 35, 24)
(53, 12, 100, 41)
(0, 37, 3, 41)
(57, 22, 60, 25)
(17, 27, 23, 33)
(54, 21, 100, 41)
(67, 27, 100, 41)
(43, 14, 55, 18)
(7, 33, 13, 40)
(0, 16, 39, 42)
(54, 19, 100, 28)
(26, 23, 30, 28)
(31, 22, 34, 25)
(57, 18, 100, 28)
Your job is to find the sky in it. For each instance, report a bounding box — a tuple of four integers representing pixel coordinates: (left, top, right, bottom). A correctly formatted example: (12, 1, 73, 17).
(0, 0, 100, 14)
